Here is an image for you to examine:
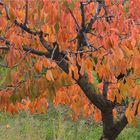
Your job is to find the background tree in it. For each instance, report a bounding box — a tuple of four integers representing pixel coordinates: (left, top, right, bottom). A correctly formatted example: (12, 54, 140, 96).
(0, 0, 140, 139)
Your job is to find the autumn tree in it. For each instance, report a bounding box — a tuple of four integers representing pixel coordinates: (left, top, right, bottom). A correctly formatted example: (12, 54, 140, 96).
(0, 0, 140, 139)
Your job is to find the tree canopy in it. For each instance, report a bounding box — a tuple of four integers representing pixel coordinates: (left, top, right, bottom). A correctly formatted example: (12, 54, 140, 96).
(0, 0, 140, 139)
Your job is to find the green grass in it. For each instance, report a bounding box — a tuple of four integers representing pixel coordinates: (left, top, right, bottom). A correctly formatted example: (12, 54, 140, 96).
(0, 105, 139, 140)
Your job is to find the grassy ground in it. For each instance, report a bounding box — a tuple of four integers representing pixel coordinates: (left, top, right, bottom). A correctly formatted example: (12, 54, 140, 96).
(0, 105, 140, 140)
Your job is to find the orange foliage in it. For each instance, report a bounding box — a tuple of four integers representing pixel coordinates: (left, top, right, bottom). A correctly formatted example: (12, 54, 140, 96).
(0, 0, 140, 123)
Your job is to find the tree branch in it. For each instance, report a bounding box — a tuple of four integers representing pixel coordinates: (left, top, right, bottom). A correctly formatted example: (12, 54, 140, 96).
(22, 46, 51, 57)
(51, 43, 58, 60)
(0, 46, 9, 50)
(103, 79, 109, 97)
(70, 45, 103, 54)
(3, 3, 52, 52)
(2, 0, 115, 120)
(24, 0, 28, 25)
(109, 101, 140, 139)
(77, 74, 113, 110)
(14, 20, 42, 36)
(0, 36, 10, 45)
(15, 20, 52, 51)
(39, 32, 52, 51)
(5, 4, 10, 20)
(0, 43, 51, 58)
(86, 3, 102, 32)
(80, 2, 85, 29)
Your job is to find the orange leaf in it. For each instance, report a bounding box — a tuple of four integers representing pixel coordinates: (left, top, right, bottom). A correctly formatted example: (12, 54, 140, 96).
(6, 124, 10, 129)
(35, 60, 43, 72)
(138, 105, 140, 116)
(46, 70, 54, 81)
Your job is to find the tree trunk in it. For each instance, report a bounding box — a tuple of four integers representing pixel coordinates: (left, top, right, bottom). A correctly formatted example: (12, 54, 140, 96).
(76, 75, 128, 140)
(100, 109, 114, 140)
(100, 109, 128, 140)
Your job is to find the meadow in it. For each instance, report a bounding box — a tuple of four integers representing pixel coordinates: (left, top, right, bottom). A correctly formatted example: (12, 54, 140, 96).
(0, 105, 140, 140)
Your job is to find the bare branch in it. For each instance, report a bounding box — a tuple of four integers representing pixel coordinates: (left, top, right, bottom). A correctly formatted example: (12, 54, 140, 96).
(134, 100, 140, 116)
(0, 35, 51, 58)
(82, 0, 93, 6)
(22, 46, 51, 57)
(15, 18, 52, 52)
(0, 36, 6, 41)
(97, 14, 114, 19)
(5, 4, 10, 20)
(0, 44, 51, 58)
(0, 46, 9, 50)
(103, 79, 109, 97)
(14, 20, 42, 36)
(0, 36, 10, 45)
(14, 20, 52, 51)
(57, 52, 69, 65)
(0, 36, 10, 50)
(51, 43, 58, 60)
(39, 32, 52, 51)
(24, 0, 28, 25)
(70, 45, 103, 54)
(80, 2, 85, 29)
